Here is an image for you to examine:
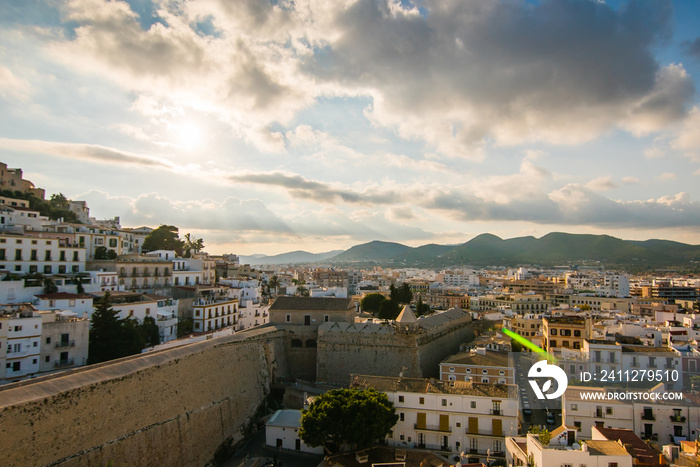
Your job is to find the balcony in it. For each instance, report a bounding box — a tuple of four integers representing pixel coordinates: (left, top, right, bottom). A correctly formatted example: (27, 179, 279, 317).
(414, 424, 451, 433)
(641, 433, 658, 441)
(55, 340, 75, 349)
(490, 409, 501, 416)
(55, 359, 74, 368)
(641, 412, 655, 421)
(670, 415, 686, 423)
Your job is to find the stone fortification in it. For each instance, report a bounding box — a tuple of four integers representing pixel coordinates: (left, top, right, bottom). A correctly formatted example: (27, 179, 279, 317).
(316, 308, 474, 385)
(0, 325, 288, 467)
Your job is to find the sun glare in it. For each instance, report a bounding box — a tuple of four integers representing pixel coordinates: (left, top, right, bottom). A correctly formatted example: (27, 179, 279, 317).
(174, 121, 205, 149)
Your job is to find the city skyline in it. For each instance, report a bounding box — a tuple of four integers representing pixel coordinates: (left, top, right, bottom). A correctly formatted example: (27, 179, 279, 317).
(2, 0, 700, 255)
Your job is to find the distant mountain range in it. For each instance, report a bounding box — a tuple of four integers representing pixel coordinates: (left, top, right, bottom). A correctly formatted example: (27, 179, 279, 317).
(240, 233, 700, 270)
(238, 250, 344, 266)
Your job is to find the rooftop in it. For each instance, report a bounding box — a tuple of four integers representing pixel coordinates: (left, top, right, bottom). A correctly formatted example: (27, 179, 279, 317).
(269, 296, 355, 312)
(584, 440, 629, 457)
(349, 374, 517, 399)
(594, 427, 661, 465)
(442, 349, 511, 367)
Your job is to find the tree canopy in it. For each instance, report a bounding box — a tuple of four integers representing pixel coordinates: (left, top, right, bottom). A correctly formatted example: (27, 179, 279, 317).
(300, 388, 398, 450)
(142, 225, 184, 255)
(183, 233, 205, 257)
(0, 189, 80, 223)
(377, 299, 400, 320)
(360, 293, 386, 314)
(390, 283, 413, 304)
(88, 292, 158, 364)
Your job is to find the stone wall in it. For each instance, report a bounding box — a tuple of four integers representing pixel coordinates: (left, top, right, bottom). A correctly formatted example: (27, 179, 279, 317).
(0, 326, 288, 467)
(316, 312, 474, 386)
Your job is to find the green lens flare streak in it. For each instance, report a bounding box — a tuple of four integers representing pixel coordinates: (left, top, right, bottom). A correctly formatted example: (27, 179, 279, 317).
(502, 328, 558, 363)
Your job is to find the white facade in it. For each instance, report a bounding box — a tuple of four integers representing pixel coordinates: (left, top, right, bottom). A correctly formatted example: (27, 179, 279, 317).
(236, 303, 269, 330)
(38, 310, 89, 373)
(507, 432, 633, 467)
(0, 233, 86, 275)
(192, 297, 239, 333)
(265, 409, 324, 454)
(1, 305, 42, 382)
(109, 295, 179, 343)
(34, 293, 94, 319)
(351, 375, 518, 465)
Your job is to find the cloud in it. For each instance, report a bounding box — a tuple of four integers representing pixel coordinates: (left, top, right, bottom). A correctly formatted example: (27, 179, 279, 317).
(0, 66, 32, 101)
(657, 172, 677, 181)
(682, 36, 700, 60)
(79, 190, 293, 233)
(425, 183, 700, 229)
(622, 176, 640, 184)
(306, 0, 692, 153)
(671, 106, 700, 151)
(229, 172, 401, 204)
(644, 147, 665, 159)
(0, 138, 173, 168)
(585, 176, 617, 191)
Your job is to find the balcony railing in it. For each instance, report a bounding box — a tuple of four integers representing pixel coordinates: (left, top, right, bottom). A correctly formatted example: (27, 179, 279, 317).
(56, 340, 75, 349)
(490, 409, 501, 416)
(55, 359, 74, 368)
(670, 415, 686, 423)
(414, 424, 451, 433)
(641, 412, 655, 421)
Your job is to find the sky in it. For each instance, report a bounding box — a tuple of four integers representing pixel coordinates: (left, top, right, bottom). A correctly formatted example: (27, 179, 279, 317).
(1, 0, 700, 256)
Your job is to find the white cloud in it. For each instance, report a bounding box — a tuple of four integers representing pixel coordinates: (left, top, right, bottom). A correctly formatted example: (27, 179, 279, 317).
(644, 147, 665, 159)
(585, 176, 617, 192)
(0, 66, 32, 101)
(657, 172, 677, 181)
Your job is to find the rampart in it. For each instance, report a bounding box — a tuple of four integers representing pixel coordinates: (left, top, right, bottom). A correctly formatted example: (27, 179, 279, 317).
(316, 309, 474, 385)
(0, 325, 288, 467)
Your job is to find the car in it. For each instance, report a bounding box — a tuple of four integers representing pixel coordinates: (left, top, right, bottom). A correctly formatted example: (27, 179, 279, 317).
(546, 413, 555, 424)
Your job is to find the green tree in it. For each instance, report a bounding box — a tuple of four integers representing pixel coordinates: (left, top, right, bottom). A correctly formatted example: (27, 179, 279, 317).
(529, 426, 551, 446)
(300, 388, 398, 450)
(75, 276, 85, 294)
(94, 246, 109, 260)
(88, 292, 125, 364)
(361, 293, 386, 314)
(183, 233, 205, 257)
(268, 275, 280, 296)
(415, 295, 430, 315)
(139, 316, 160, 347)
(142, 225, 184, 255)
(377, 299, 400, 320)
(390, 283, 412, 304)
(177, 318, 194, 337)
(88, 292, 148, 364)
(43, 277, 58, 294)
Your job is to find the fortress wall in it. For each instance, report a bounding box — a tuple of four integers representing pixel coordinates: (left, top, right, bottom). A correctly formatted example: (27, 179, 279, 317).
(316, 330, 422, 386)
(316, 317, 475, 386)
(0, 326, 288, 467)
(416, 316, 475, 378)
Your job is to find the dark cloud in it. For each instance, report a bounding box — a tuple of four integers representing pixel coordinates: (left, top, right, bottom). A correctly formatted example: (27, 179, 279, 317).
(307, 0, 691, 148)
(0, 138, 172, 168)
(230, 172, 401, 204)
(682, 36, 700, 60)
(427, 185, 700, 229)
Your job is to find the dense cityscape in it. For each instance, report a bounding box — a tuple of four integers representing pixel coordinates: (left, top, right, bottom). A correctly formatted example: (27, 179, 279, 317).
(0, 163, 699, 466)
(3, 0, 700, 466)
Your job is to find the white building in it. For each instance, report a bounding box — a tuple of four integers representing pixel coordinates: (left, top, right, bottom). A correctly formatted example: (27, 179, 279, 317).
(0, 232, 86, 275)
(192, 296, 239, 333)
(265, 409, 324, 454)
(38, 310, 89, 373)
(34, 292, 94, 319)
(506, 429, 633, 467)
(350, 375, 519, 466)
(1, 303, 42, 382)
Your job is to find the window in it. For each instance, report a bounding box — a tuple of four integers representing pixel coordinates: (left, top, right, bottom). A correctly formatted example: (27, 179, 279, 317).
(286, 314, 291, 322)
(551, 329, 557, 335)
(73, 251, 79, 261)
(608, 463, 618, 467)
(45, 356, 50, 363)
(46, 337, 51, 344)
(419, 397, 425, 405)
(45, 251, 51, 261)
(449, 367, 455, 372)
(30, 249, 37, 261)
(44, 265, 52, 274)
(0, 248, 5, 260)
(574, 421, 581, 431)
(58, 265, 66, 274)
(499, 370, 505, 375)
(398, 395, 404, 402)
(442, 399, 447, 406)
(14, 249, 22, 260)
(466, 368, 472, 373)
(33, 341, 37, 347)
(400, 413, 404, 421)
(29, 265, 37, 273)
(471, 401, 477, 409)
(482, 369, 488, 374)
(482, 378, 489, 383)
(571, 404, 578, 411)
(550, 340, 557, 347)
(324, 315, 329, 322)
(606, 407, 613, 415)
(14, 325, 22, 332)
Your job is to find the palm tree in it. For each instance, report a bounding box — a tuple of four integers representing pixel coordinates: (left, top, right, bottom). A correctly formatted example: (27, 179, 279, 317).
(268, 275, 280, 297)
